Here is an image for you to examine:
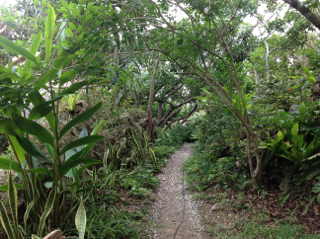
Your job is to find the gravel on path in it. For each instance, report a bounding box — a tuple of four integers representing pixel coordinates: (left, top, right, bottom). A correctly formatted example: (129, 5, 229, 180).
(149, 143, 209, 239)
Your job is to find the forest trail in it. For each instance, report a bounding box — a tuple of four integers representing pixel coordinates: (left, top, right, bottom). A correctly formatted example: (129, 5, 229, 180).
(149, 143, 209, 239)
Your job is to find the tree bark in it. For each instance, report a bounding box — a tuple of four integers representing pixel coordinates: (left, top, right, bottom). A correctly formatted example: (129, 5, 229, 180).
(283, 0, 320, 30)
(147, 52, 162, 139)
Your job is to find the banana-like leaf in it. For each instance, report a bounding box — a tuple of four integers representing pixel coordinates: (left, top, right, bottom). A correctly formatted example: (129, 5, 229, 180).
(31, 235, 40, 239)
(60, 135, 104, 154)
(8, 172, 19, 238)
(75, 201, 86, 239)
(16, 136, 51, 163)
(59, 158, 101, 177)
(25, 32, 42, 68)
(0, 158, 22, 173)
(59, 102, 102, 139)
(0, 36, 37, 63)
(14, 117, 54, 146)
(37, 188, 56, 236)
(24, 201, 34, 231)
(45, 6, 56, 63)
(0, 202, 16, 239)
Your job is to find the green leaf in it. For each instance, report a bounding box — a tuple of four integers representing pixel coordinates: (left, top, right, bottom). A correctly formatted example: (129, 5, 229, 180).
(24, 201, 34, 231)
(293, 164, 320, 183)
(59, 71, 76, 85)
(61, 0, 68, 8)
(59, 81, 89, 96)
(0, 158, 21, 173)
(60, 135, 104, 154)
(46, 143, 54, 159)
(0, 36, 37, 63)
(66, 28, 73, 38)
(25, 32, 42, 68)
(37, 188, 56, 236)
(75, 201, 86, 239)
(59, 158, 101, 176)
(32, 235, 41, 239)
(278, 189, 291, 206)
(27, 167, 53, 176)
(8, 172, 18, 237)
(16, 136, 51, 163)
(0, 183, 23, 191)
(29, 95, 63, 120)
(28, 91, 56, 130)
(14, 117, 54, 146)
(291, 123, 298, 138)
(312, 182, 320, 193)
(234, 140, 245, 163)
(45, 6, 56, 63)
(59, 102, 102, 139)
(68, 22, 76, 30)
(0, 202, 15, 239)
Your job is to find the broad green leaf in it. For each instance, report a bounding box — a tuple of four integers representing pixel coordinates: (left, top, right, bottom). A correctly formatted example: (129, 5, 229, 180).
(8, 136, 25, 163)
(45, 6, 56, 63)
(293, 164, 320, 183)
(60, 135, 104, 154)
(66, 27, 73, 38)
(59, 102, 102, 139)
(75, 201, 86, 239)
(59, 81, 89, 96)
(59, 158, 101, 176)
(46, 143, 54, 159)
(0, 184, 23, 191)
(0, 158, 21, 173)
(29, 95, 63, 120)
(32, 235, 41, 239)
(29, 91, 56, 130)
(0, 202, 15, 239)
(69, 22, 76, 30)
(8, 172, 18, 237)
(14, 117, 54, 146)
(25, 32, 42, 68)
(312, 182, 320, 193)
(59, 71, 77, 85)
(61, 0, 68, 8)
(291, 123, 298, 138)
(37, 188, 55, 236)
(278, 189, 291, 206)
(0, 118, 21, 135)
(0, 36, 37, 63)
(16, 136, 51, 163)
(27, 167, 53, 176)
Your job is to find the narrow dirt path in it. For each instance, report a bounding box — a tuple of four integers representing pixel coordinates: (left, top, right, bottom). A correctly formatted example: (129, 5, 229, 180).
(149, 143, 209, 239)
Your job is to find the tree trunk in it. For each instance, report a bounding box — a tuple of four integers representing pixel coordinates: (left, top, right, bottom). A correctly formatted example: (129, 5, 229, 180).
(157, 101, 163, 125)
(147, 53, 162, 139)
(283, 0, 320, 30)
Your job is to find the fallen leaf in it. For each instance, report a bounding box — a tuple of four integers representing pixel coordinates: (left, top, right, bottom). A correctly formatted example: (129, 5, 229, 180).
(161, 178, 166, 181)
